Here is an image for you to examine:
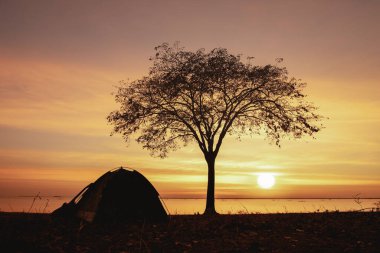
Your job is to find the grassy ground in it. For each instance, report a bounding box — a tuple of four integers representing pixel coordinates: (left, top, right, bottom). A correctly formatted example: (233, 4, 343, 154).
(0, 212, 379, 253)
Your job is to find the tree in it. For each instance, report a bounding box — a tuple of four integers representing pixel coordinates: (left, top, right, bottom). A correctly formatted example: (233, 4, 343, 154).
(108, 43, 323, 215)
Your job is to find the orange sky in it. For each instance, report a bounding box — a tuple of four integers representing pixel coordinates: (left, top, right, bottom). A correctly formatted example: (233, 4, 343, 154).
(0, 0, 379, 198)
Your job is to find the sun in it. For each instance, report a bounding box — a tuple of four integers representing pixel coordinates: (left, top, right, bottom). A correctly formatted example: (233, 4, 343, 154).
(257, 174, 276, 189)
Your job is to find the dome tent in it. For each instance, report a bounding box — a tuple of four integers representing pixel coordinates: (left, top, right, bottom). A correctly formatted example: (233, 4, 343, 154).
(52, 167, 168, 222)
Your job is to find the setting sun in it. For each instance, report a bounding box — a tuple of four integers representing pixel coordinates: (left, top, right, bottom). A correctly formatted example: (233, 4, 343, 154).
(257, 174, 276, 189)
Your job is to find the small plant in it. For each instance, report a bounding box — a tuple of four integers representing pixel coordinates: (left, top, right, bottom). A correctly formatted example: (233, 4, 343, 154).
(42, 199, 50, 213)
(237, 209, 249, 215)
(239, 202, 249, 214)
(353, 193, 363, 211)
(28, 192, 41, 213)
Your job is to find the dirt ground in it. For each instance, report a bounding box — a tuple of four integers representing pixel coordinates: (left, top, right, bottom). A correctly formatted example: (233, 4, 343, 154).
(0, 212, 379, 253)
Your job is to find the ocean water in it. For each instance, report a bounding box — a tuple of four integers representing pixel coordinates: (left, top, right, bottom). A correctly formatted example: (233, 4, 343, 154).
(0, 196, 379, 214)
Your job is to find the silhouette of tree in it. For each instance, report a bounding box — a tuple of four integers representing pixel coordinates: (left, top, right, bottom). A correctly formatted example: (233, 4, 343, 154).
(108, 43, 323, 215)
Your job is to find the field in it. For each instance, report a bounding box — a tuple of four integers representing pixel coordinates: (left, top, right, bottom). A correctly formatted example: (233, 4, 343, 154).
(0, 212, 379, 253)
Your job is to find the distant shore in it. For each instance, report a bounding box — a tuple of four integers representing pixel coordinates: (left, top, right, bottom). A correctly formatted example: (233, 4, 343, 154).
(1, 211, 379, 252)
(2, 197, 379, 214)
(6, 196, 380, 199)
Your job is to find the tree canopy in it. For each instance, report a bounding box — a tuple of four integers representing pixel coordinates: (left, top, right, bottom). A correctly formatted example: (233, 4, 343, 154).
(108, 43, 322, 158)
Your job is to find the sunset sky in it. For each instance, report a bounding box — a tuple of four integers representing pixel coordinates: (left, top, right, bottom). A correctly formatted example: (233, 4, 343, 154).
(1, 0, 379, 199)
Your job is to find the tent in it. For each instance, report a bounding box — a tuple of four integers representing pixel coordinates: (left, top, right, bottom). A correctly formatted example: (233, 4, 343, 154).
(52, 167, 168, 222)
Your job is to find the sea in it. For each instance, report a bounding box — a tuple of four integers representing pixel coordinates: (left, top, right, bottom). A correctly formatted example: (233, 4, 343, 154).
(0, 196, 379, 214)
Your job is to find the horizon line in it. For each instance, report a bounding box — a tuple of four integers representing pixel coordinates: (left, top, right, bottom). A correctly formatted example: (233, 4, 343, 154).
(6, 196, 380, 200)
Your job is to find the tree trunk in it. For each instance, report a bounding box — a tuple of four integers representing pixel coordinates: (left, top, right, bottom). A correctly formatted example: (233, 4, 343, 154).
(204, 154, 218, 215)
